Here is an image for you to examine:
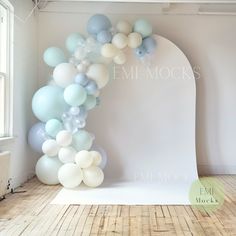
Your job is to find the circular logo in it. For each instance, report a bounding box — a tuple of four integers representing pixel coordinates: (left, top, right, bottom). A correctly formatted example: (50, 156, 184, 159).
(189, 177, 225, 213)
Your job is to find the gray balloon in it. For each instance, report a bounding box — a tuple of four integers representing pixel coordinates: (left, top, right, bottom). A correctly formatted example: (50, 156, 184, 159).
(28, 122, 48, 153)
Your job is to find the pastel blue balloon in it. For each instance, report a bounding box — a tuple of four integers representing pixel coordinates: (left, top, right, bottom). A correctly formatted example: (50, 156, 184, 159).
(74, 73, 89, 86)
(85, 80, 98, 95)
(142, 37, 157, 54)
(133, 19, 152, 38)
(78, 106, 88, 120)
(28, 122, 48, 153)
(43, 47, 66, 67)
(97, 30, 112, 44)
(135, 45, 147, 58)
(45, 119, 63, 138)
(72, 130, 93, 151)
(64, 84, 87, 106)
(91, 143, 107, 169)
(83, 95, 97, 110)
(66, 33, 85, 53)
(87, 14, 112, 35)
(32, 86, 68, 122)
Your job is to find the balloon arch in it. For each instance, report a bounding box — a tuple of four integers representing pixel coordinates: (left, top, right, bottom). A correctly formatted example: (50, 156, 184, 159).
(28, 14, 157, 189)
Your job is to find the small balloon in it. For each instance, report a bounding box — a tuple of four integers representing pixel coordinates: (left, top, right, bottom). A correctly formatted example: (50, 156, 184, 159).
(101, 43, 118, 58)
(91, 144, 107, 169)
(74, 47, 87, 61)
(42, 139, 60, 157)
(74, 73, 89, 86)
(83, 95, 97, 110)
(45, 119, 63, 138)
(135, 45, 147, 58)
(78, 106, 88, 120)
(43, 47, 66, 67)
(97, 30, 112, 44)
(133, 19, 152, 38)
(72, 130, 93, 151)
(58, 146, 77, 163)
(112, 33, 128, 49)
(128, 32, 142, 49)
(75, 150, 93, 168)
(83, 166, 104, 187)
(142, 36, 157, 54)
(56, 130, 73, 147)
(116, 20, 132, 35)
(70, 106, 80, 116)
(66, 33, 85, 53)
(85, 80, 98, 95)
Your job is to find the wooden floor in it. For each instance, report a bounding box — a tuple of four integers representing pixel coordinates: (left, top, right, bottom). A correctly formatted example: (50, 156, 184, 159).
(0, 176, 236, 236)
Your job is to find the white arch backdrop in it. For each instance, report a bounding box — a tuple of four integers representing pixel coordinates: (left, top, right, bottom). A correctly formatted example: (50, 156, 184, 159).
(52, 35, 199, 204)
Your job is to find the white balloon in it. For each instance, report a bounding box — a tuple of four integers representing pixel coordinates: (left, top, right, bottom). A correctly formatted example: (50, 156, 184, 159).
(86, 63, 109, 89)
(112, 33, 128, 49)
(58, 146, 77, 163)
(128, 32, 142, 49)
(90, 151, 102, 166)
(74, 47, 87, 60)
(77, 63, 88, 73)
(116, 20, 132, 35)
(113, 51, 126, 65)
(83, 166, 104, 187)
(53, 63, 77, 88)
(42, 139, 60, 157)
(58, 163, 83, 188)
(56, 130, 72, 147)
(75, 150, 93, 168)
(101, 44, 118, 58)
(36, 155, 62, 185)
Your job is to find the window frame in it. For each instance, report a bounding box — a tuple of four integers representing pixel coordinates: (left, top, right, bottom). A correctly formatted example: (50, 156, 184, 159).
(0, 0, 13, 139)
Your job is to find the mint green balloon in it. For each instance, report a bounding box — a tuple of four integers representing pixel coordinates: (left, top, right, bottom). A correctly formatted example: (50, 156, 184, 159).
(133, 19, 152, 38)
(64, 84, 87, 106)
(32, 86, 68, 122)
(72, 130, 93, 151)
(66, 33, 85, 53)
(45, 119, 63, 138)
(83, 95, 96, 110)
(43, 47, 66, 67)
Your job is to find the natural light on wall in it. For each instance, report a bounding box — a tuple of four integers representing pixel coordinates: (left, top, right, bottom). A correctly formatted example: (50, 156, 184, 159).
(0, 1, 13, 138)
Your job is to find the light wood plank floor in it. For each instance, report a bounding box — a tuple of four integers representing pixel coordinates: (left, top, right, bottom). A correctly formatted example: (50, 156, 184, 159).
(0, 176, 236, 235)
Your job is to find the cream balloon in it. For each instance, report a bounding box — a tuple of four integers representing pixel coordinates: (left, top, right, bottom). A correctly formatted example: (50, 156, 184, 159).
(116, 20, 132, 35)
(42, 139, 60, 157)
(75, 150, 93, 168)
(101, 44, 118, 58)
(58, 163, 83, 188)
(53, 63, 77, 88)
(128, 32, 142, 49)
(112, 33, 128, 49)
(58, 146, 77, 163)
(56, 130, 72, 147)
(83, 166, 104, 187)
(113, 51, 126, 65)
(86, 64, 109, 89)
(90, 151, 102, 166)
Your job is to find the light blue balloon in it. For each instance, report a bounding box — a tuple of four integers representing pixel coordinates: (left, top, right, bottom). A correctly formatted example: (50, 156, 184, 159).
(64, 84, 87, 107)
(66, 33, 85, 53)
(87, 14, 112, 35)
(97, 30, 112, 44)
(74, 73, 89, 86)
(32, 86, 68, 122)
(135, 45, 147, 58)
(78, 106, 88, 120)
(142, 37, 157, 54)
(43, 47, 66, 67)
(28, 122, 48, 153)
(133, 19, 152, 38)
(72, 130, 93, 151)
(85, 80, 98, 95)
(45, 119, 63, 138)
(83, 95, 97, 110)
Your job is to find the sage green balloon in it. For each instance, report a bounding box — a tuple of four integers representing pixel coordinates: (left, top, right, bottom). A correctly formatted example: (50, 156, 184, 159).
(45, 119, 63, 138)
(72, 130, 93, 151)
(133, 19, 152, 38)
(83, 95, 96, 110)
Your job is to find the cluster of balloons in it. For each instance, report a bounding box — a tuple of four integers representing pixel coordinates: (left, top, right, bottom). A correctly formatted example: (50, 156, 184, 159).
(28, 14, 156, 189)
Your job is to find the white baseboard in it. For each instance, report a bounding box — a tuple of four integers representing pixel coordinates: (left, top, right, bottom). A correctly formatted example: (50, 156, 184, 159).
(198, 165, 236, 175)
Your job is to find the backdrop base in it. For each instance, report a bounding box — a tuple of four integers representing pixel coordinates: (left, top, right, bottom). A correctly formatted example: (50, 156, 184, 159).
(51, 179, 195, 205)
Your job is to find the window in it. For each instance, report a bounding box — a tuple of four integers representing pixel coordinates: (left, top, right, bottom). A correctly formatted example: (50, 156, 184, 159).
(0, 0, 13, 138)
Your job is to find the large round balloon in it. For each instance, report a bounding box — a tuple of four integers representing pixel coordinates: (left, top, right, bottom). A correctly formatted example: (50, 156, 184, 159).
(72, 130, 93, 151)
(35, 155, 63, 185)
(87, 14, 112, 35)
(43, 47, 66, 67)
(53, 63, 77, 88)
(28, 122, 48, 153)
(64, 84, 87, 107)
(58, 163, 83, 188)
(83, 166, 104, 187)
(86, 63, 109, 89)
(66, 33, 85, 53)
(32, 86, 68, 122)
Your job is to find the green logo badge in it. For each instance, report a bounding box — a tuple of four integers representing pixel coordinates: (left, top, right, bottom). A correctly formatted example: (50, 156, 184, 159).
(189, 177, 225, 213)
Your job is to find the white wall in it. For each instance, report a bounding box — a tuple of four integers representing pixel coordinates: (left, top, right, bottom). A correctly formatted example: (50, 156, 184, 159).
(37, 2, 236, 175)
(0, 0, 39, 188)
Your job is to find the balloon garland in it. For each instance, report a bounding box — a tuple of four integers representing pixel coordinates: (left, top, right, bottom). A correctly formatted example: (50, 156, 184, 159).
(28, 14, 157, 188)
